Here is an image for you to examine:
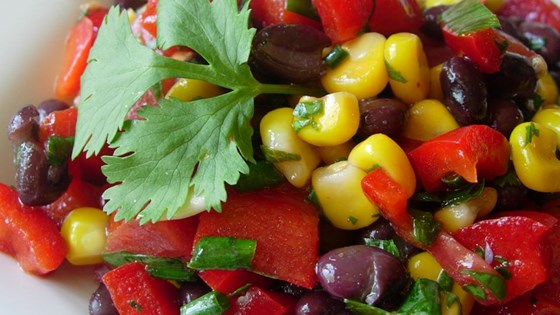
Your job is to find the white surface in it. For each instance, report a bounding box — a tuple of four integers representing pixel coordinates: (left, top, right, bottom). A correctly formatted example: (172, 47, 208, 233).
(0, 0, 109, 313)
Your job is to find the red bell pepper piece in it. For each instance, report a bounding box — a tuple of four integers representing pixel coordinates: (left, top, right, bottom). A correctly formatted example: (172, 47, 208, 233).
(249, 0, 322, 30)
(102, 262, 179, 315)
(194, 184, 319, 289)
(0, 184, 67, 275)
(534, 201, 560, 306)
(311, 0, 374, 44)
(442, 26, 504, 73)
(367, 0, 423, 37)
(224, 286, 297, 315)
(37, 177, 103, 227)
(361, 169, 506, 305)
(105, 215, 198, 260)
(471, 290, 560, 315)
(453, 214, 557, 303)
(54, 17, 95, 102)
(198, 269, 274, 294)
(407, 125, 510, 192)
(498, 0, 560, 33)
(38, 107, 78, 144)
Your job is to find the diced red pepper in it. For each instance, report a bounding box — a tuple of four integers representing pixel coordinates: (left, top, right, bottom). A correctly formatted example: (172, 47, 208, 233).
(498, 0, 560, 33)
(38, 107, 78, 144)
(407, 125, 510, 192)
(311, 0, 374, 43)
(198, 269, 274, 294)
(442, 26, 504, 73)
(194, 184, 319, 289)
(37, 177, 103, 227)
(249, 0, 322, 29)
(54, 17, 95, 102)
(0, 184, 67, 275)
(471, 290, 560, 315)
(224, 286, 297, 315)
(102, 262, 179, 315)
(453, 214, 557, 303)
(105, 215, 198, 260)
(534, 201, 560, 306)
(367, 0, 423, 37)
(85, 7, 109, 34)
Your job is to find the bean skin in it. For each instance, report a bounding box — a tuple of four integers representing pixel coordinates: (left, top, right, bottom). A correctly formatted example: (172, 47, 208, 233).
(357, 98, 407, 139)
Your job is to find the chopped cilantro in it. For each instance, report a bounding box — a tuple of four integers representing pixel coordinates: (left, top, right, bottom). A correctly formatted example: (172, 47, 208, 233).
(363, 238, 401, 258)
(292, 100, 324, 132)
(103, 251, 197, 281)
(46, 136, 74, 166)
(524, 122, 541, 147)
(409, 209, 441, 246)
(441, 0, 500, 35)
(461, 270, 506, 301)
(261, 146, 301, 163)
(437, 270, 454, 292)
(385, 60, 408, 83)
(73, 0, 322, 222)
(128, 300, 143, 311)
(348, 215, 359, 225)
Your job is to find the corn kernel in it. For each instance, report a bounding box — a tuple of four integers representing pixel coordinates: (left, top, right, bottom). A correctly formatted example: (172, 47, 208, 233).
(317, 141, 354, 164)
(384, 33, 431, 104)
(536, 72, 559, 105)
(260, 108, 321, 188)
(348, 134, 416, 197)
(428, 63, 445, 102)
(434, 187, 498, 232)
(321, 33, 388, 99)
(166, 78, 224, 101)
(312, 161, 380, 230)
(402, 99, 459, 141)
(61, 207, 109, 265)
(532, 105, 560, 144)
(293, 92, 360, 146)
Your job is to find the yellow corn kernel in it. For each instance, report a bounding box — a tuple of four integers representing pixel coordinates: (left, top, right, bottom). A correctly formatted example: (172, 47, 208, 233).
(408, 252, 474, 315)
(424, 0, 460, 9)
(348, 134, 416, 196)
(260, 108, 322, 188)
(384, 32, 431, 104)
(536, 72, 559, 105)
(61, 207, 109, 265)
(321, 33, 388, 99)
(434, 187, 498, 232)
(312, 161, 380, 230)
(293, 92, 360, 146)
(510, 122, 560, 192)
(166, 78, 224, 101)
(402, 99, 459, 141)
(317, 141, 354, 164)
(532, 105, 560, 144)
(429, 63, 445, 102)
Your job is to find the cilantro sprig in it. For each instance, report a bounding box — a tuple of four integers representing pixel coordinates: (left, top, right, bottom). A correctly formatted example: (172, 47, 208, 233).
(73, 0, 322, 222)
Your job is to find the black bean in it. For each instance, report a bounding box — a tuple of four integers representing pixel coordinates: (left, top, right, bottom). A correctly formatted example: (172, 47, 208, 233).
(440, 56, 488, 125)
(178, 281, 211, 306)
(421, 6, 449, 40)
(113, 0, 147, 10)
(497, 15, 524, 40)
(316, 245, 409, 307)
(37, 99, 69, 121)
(518, 21, 560, 67)
(494, 184, 528, 211)
(15, 141, 69, 206)
(487, 98, 524, 136)
(295, 291, 350, 315)
(7, 105, 39, 146)
(89, 283, 118, 315)
(357, 98, 407, 139)
(486, 53, 538, 99)
(251, 24, 330, 83)
(360, 218, 421, 262)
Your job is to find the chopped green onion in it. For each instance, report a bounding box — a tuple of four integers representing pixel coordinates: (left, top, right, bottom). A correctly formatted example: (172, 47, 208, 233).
(188, 236, 256, 270)
(46, 136, 74, 166)
(260, 146, 301, 163)
(102, 251, 197, 281)
(235, 160, 285, 192)
(324, 45, 349, 68)
(286, 0, 319, 20)
(180, 291, 230, 315)
(441, 0, 500, 35)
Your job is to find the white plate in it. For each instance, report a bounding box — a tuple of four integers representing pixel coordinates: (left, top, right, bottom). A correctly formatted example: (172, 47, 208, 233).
(0, 0, 110, 313)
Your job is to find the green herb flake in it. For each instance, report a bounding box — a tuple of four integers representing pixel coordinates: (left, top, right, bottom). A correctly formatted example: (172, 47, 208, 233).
(437, 270, 455, 292)
(180, 291, 230, 315)
(292, 100, 324, 132)
(74, 0, 322, 223)
(462, 284, 487, 300)
(492, 164, 521, 187)
(397, 279, 442, 314)
(409, 208, 441, 246)
(235, 160, 285, 192)
(385, 60, 408, 83)
(348, 215, 359, 225)
(46, 136, 75, 166)
(261, 146, 301, 163)
(324, 45, 349, 68)
(441, 290, 462, 314)
(344, 299, 393, 315)
(128, 300, 143, 311)
(188, 236, 256, 270)
(462, 270, 507, 301)
(494, 256, 512, 280)
(103, 251, 197, 281)
(441, 0, 500, 35)
(442, 181, 485, 207)
(524, 122, 540, 147)
(528, 36, 547, 50)
(363, 238, 401, 258)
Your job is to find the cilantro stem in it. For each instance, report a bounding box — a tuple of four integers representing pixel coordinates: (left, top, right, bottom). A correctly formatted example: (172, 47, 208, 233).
(258, 83, 324, 97)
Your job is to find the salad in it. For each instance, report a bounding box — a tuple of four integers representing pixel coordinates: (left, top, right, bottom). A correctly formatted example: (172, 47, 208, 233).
(2, 0, 560, 314)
